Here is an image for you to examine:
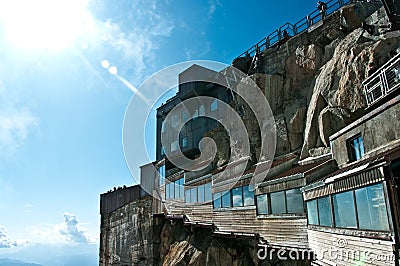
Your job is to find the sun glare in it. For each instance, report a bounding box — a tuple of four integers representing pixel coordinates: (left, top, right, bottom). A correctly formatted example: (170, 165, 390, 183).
(0, 0, 93, 51)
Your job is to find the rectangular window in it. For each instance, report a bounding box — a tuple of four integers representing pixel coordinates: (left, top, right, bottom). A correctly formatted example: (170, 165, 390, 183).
(161, 146, 165, 156)
(348, 134, 365, 162)
(179, 179, 184, 199)
(221, 190, 231, 208)
(243, 185, 255, 206)
(333, 191, 357, 228)
(318, 196, 333, 227)
(171, 141, 179, 152)
(169, 182, 175, 199)
(198, 184, 205, 202)
(204, 182, 212, 202)
(286, 188, 304, 213)
(165, 182, 170, 200)
(190, 187, 197, 203)
(211, 99, 218, 111)
(185, 189, 190, 203)
(257, 194, 269, 215)
(213, 192, 222, 209)
(270, 191, 286, 214)
(175, 180, 180, 199)
(158, 164, 165, 185)
(355, 183, 390, 231)
(307, 200, 319, 225)
(232, 187, 243, 207)
(181, 136, 188, 148)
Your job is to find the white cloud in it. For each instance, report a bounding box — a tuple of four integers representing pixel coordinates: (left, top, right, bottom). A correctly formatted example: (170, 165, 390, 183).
(29, 212, 97, 245)
(208, 0, 222, 19)
(87, 0, 174, 82)
(0, 108, 39, 155)
(0, 225, 28, 248)
(59, 212, 94, 244)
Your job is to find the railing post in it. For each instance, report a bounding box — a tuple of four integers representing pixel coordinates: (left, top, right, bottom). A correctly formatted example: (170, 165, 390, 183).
(278, 29, 282, 41)
(307, 15, 312, 27)
(255, 44, 260, 54)
(265, 37, 270, 48)
(380, 70, 390, 94)
(293, 25, 298, 35)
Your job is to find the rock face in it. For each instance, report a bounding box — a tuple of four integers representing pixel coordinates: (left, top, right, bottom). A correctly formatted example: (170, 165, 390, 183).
(158, 219, 311, 266)
(241, 3, 400, 160)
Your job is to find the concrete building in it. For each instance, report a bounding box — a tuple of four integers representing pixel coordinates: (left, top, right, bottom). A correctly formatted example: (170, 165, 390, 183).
(100, 1, 400, 265)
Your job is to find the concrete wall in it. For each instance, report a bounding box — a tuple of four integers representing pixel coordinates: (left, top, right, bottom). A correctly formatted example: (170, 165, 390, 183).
(331, 96, 400, 168)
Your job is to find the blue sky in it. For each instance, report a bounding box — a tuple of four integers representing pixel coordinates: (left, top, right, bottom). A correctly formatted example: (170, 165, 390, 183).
(0, 0, 317, 264)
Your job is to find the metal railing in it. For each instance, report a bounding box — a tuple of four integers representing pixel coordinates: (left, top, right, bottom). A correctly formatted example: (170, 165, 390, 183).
(235, 0, 350, 60)
(364, 52, 400, 106)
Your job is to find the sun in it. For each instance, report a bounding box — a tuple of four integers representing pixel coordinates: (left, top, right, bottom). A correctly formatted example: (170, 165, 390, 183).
(0, 0, 93, 51)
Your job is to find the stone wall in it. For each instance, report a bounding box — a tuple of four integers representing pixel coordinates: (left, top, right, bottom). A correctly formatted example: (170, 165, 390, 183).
(99, 196, 157, 266)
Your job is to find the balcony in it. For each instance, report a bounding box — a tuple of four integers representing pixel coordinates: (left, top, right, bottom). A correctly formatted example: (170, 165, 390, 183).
(364, 52, 400, 106)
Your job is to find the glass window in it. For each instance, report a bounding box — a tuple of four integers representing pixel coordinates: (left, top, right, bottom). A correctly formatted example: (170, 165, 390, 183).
(161, 120, 166, 133)
(179, 179, 184, 199)
(213, 192, 222, 209)
(271, 191, 286, 214)
(161, 146, 165, 156)
(198, 184, 205, 202)
(211, 99, 218, 111)
(165, 182, 170, 200)
(286, 188, 304, 213)
(333, 191, 357, 228)
(199, 105, 205, 116)
(307, 200, 318, 225)
(205, 182, 212, 202)
(182, 136, 188, 148)
(185, 189, 190, 203)
(221, 190, 231, 208)
(158, 165, 165, 185)
(318, 196, 333, 227)
(348, 135, 365, 161)
(257, 194, 269, 215)
(243, 185, 255, 206)
(232, 187, 243, 207)
(190, 187, 197, 203)
(169, 183, 175, 199)
(355, 183, 390, 231)
(171, 141, 179, 152)
(175, 181, 180, 199)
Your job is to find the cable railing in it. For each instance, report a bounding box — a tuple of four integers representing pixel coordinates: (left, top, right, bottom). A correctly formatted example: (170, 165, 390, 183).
(235, 0, 351, 60)
(364, 52, 400, 106)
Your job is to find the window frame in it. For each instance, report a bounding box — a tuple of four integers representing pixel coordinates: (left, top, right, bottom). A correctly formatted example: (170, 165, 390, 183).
(181, 136, 188, 148)
(256, 187, 305, 216)
(306, 182, 391, 232)
(347, 134, 365, 162)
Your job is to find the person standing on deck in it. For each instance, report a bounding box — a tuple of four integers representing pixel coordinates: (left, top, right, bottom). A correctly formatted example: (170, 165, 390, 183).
(317, 1, 328, 19)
